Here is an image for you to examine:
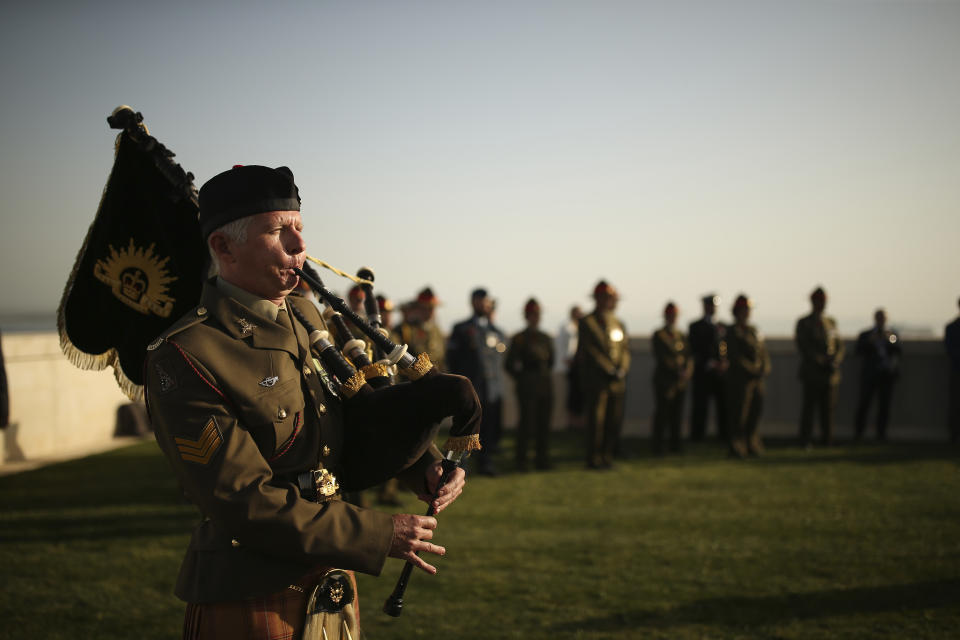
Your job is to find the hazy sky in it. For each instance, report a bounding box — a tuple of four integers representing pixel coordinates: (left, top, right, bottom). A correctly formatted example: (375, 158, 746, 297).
(1, 0, 958, 337)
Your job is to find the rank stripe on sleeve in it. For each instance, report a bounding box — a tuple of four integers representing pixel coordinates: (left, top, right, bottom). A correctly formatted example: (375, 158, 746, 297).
(175, 417, 223, 464)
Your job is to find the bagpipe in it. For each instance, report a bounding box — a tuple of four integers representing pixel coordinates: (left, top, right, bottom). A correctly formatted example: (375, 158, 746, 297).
(59, 107, 482, 618)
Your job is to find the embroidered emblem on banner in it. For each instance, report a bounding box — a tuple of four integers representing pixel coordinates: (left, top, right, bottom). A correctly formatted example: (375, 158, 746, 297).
(174, 417, 223, 465)
(93, 239, 176, 318)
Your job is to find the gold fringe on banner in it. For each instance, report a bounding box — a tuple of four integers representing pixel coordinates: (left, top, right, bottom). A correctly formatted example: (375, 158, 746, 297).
(56, 133, 144, 402)
(441, 433, 481, 455)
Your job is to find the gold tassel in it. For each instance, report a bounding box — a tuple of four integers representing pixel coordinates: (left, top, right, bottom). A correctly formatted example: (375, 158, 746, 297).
(398, 353, 434, 381)
(441, 433, 482, 455)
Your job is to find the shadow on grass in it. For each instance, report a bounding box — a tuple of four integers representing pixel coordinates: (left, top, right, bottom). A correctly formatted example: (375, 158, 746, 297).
(552, 578, 960, 632)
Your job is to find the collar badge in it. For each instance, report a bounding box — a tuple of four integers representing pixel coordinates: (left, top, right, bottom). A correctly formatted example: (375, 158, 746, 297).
(238, 318, 257, 336)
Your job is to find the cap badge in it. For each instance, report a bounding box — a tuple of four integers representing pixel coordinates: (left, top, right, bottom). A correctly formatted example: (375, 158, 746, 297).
(259, 376, 279, 388)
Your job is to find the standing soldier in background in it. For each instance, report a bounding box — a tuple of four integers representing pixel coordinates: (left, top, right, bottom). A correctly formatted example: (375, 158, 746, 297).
(397, 287, 446, 372)
(505, 298, 555, 471)
(854, 308, 901, 442)
(945, 298, 960, 443)
(688, 294, 728, 442)
(0, 329, 8, 431)
(577, 280, 631, 469)
(376, 294, 399, 344)
(556, 305, 584, 430)
(447, 288, 507, 476)
(651, 302, 692, 455)
(796, 286, 845, 448)
(726, 295, 772, 458)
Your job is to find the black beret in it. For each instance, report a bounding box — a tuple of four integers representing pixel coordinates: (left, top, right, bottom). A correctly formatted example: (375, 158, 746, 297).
(198, 165, 301, 238)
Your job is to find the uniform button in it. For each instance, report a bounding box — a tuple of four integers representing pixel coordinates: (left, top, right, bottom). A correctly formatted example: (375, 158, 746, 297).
(278, 408, 288, 420)
(231, 538, 240, 548)
(197, 306, 207, 316)
(323, 445, 331, 456)
(317, 402, 327, 415)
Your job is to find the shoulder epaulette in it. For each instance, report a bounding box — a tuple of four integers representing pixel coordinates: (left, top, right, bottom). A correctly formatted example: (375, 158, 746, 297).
(147, 306, 211, 350)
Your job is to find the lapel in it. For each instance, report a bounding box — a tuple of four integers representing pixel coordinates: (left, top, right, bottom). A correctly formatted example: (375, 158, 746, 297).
(584, 312, 610, 349)
(202, 282, 300, 359)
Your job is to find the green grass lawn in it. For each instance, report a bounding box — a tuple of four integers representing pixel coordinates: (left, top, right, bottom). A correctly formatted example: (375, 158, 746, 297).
(1, 432, 958, 639)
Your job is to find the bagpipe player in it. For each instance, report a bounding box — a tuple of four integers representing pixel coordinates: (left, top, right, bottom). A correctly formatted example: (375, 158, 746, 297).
(143, 165, 477, 639)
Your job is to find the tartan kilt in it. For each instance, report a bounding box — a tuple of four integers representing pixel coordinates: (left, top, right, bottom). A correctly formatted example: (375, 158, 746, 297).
(182, 567, 359, 640)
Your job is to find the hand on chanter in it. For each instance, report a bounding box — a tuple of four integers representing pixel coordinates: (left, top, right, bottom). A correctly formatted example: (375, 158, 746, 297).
(389, 513, 443, 574)
(417, 460, 465, 514)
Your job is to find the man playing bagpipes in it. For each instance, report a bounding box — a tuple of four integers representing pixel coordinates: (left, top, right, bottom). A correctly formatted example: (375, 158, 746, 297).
(144, 164, 481, 639)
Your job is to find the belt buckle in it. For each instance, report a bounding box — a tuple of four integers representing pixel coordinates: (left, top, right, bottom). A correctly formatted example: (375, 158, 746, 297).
(311, 468, 340, 500)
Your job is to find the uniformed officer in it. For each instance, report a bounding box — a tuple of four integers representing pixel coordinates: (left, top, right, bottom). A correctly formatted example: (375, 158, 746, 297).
(505, 298, 555, 471)
(944, 297, 960, 443)
(144, 165, 469, 638)
(577, 280, 631, 469)
(397, 287, 447, 372)
(726, 295, 771, 458)
(795, 286, 845, 447)
(688, 294, 728, 442)
(853, 309, 901, 441)
(651, 302, 692, 455)
(447, 287, 507, 476)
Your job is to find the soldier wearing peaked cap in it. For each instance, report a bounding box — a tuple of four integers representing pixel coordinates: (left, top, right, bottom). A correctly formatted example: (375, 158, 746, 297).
(688, 294, 728, 442)
(651, 302, 692, 455)
(144, 164, 468, 639)
(725, 295, 771, 458)
(505, 298, 555, 471)
(576, 280, 631, 469)
(795, 286, 845, 448)
(397, 287, 446, 373)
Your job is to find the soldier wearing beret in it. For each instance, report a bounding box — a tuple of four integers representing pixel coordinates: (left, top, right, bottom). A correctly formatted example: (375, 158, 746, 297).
(144, 165, 469, 639)
(397, 287, 447, 373)
(688, 294, 728, 442)
(853, 308, 901, 442)
(725, 295, 771, 458)
(577, 280, 631, 469)
(651, 302, 692, 455)
(795, 286, 845, 447)
(505, 298, 555, 471)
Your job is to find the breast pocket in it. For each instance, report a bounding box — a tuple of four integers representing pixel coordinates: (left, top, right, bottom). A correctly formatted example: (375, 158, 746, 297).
(238, 377, 306, 459)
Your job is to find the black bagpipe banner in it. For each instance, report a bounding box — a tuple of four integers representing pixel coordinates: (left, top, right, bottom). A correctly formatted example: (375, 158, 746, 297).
(57, 107, 205, 400)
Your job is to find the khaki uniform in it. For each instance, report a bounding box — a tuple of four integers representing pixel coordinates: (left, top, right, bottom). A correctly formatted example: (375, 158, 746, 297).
(725, 323, 771, 456)
(398, 320, 447, 372)
(505, 327, 555, 469)
(651, 327, 690, 454)
(795, 313, 845, 445)
(145, 280, 437, 605)
(576, 311, 630, 467)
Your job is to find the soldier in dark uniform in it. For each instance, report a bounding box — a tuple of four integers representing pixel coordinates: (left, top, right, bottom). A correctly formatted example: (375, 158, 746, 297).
(726, 295, 771, 458)
(854, 308, 901, 441)
(944, 298, 960, 443)
(651, 302, 692, 455)
(795, 286, 845, 447)
(577, 280, 630, 469)
(688, 294, 728, 442)
(447, 288, 507, 476)
(144, 165, 470, 638)
(505, 298, 555, 471)
(0, 329, 8, 430)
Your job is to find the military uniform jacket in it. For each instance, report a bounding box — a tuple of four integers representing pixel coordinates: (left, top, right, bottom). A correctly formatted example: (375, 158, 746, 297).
(726, 323, 771, 387)
(855, 327, 901, 379)
(795, 313, 845, 385)
(652, 326, 690, 395)
(505, 328, 555, 395)
(947, 317, 960, 374)
(446, 315, 506, 403)
(145, 282, 426, 604)
(398, 320, 447, 372)
(576, 311, 630, 394)
(688, 317, 726, 377)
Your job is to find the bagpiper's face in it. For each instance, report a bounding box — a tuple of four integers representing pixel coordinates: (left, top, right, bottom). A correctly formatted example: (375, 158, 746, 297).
(224, 210, 306, 303)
